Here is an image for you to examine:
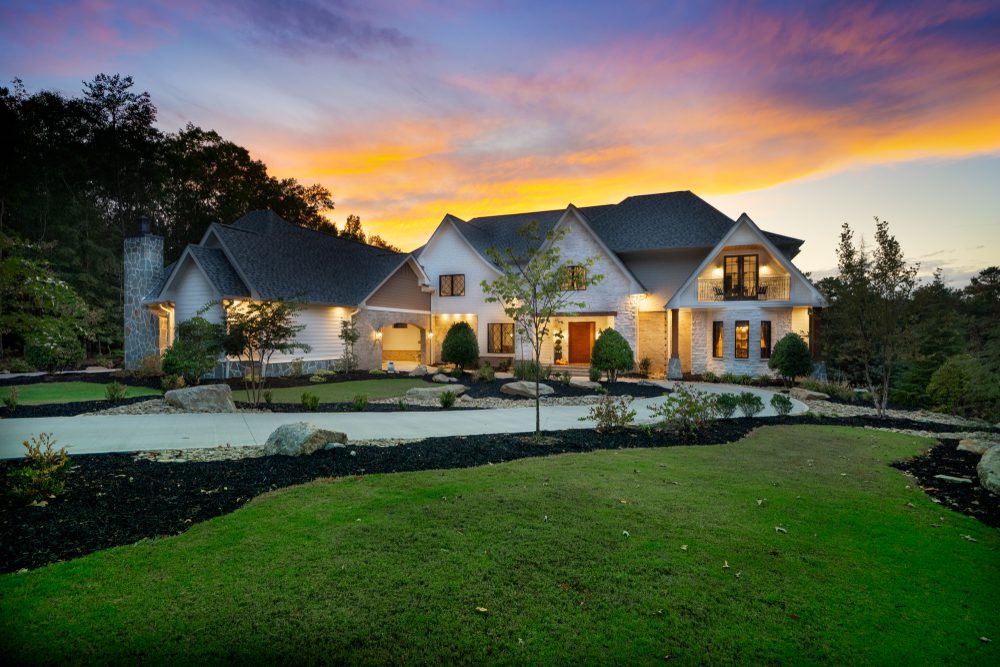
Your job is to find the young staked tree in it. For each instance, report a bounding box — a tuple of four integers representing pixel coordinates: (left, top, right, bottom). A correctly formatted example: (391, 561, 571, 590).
(828, 218, 918, 417)
(481, 221, 603, 436)
(221, 299, 311, 405)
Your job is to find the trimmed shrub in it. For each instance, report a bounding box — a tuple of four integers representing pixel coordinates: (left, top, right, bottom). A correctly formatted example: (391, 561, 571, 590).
(591, 328, 634, 383)
(161, 374, 186, 391)
(439, 391, 457, 408)
(135, 354, 163, 378)
(301, 392, 320, 411)
(588, 366, 602, 382)
(638, 357, 652, 377)
(104, 382, 128, 403)
(648, 384, 716, 436)
(309, 374, 326, 383)
(736, 392, 765, 417)
(770, 393, 794, 416)
(713, 393, 739, 418)
(441, 322, 479, 370)
(3, 386, 20, 411)
(927, 354, 999, 419)
(6, 433, 70, 503)
(161, 317, 224, 385)
(352, 394, 369, 411)
(583, 394, 636, 432)
(768, 333, 813, 385)
(451, 367, 464, 379)
(474, 362, 496, 382)
(702, 371, 719, 383)
(369, 368, 386, 375)
(514, 360, 548, 382)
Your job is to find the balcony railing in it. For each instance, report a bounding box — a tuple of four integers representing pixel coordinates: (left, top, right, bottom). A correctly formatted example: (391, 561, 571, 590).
(697, 275, 790, 302)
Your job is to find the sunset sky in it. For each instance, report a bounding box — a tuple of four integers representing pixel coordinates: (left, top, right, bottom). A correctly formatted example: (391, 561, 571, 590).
(2, 0, 998, 282)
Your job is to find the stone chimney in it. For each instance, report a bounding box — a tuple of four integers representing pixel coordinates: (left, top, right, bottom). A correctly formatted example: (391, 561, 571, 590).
(123, 216, 164, 368)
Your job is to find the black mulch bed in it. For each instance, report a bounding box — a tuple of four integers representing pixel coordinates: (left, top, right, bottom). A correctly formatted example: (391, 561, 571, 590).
(892, 440, 1000, 529)
(0, 370, 162, 390)
(0, 395, 157, 420)
(2, 413, 998, 574)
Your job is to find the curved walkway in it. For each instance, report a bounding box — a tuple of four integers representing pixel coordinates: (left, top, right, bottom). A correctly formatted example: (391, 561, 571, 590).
(0, 383, 806, 459)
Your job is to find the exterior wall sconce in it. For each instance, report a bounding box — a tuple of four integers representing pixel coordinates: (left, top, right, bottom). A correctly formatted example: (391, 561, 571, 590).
(375, 331, 382, 341)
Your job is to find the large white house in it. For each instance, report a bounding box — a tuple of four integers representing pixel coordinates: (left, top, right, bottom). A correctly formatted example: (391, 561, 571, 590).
(124, 191, 826, 378)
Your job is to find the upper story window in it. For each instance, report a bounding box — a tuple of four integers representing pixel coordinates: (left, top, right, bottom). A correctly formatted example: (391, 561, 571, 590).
(562, 265, 587, 291)
(724, 255, 759, 300)
(439, 274, 465, 297)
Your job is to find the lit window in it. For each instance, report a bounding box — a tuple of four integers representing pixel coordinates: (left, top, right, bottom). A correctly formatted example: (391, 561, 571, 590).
(735, 320, 749, 359)
(488, 323, 515, 354)
(562, 265, 587, 291)
(760, 321, 772, 358)
(712, 321, 724, 358)
(439, 274, 465, 297)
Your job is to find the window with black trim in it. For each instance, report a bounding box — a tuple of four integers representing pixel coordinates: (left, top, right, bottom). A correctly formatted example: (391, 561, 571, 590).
(735, 320, 749, 359)
(562, 265, 587, 291)
(439, 274, 465, 297)
(760, 320, 772, 359)
(712, 321, 724, 358)
(488, 323, 515, 354)
(723, 255, 759, 299)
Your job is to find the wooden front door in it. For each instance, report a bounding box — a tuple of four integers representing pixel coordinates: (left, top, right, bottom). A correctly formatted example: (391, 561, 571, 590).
(568, 322, 595, 364)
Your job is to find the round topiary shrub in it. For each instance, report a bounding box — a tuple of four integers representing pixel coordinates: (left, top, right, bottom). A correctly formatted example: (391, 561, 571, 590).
(768, 332, 813, 385)
(590, 328, 634, 383)
(441, 321, 479, 370)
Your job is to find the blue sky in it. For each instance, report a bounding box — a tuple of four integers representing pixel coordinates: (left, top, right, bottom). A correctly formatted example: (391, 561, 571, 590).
(2, 0, 998, 281)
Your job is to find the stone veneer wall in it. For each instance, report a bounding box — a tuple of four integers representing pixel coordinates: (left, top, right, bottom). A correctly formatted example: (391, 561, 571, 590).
(636, 311, 667, 378)
(356, 309, 430, 370)
(690, 307, 793, 376)
(123, 234, 164, 368)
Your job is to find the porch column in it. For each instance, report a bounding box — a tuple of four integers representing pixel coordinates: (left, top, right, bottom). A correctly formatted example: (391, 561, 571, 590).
(667, 308, 683, 380)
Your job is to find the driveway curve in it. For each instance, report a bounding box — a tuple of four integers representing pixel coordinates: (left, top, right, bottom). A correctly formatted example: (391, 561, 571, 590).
(0, 382, 806, 459)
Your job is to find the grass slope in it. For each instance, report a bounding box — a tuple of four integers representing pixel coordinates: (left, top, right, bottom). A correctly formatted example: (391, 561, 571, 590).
(1, 426, 997, 663)
(263, 378, 427, 404)
(4, 381, 161, 405)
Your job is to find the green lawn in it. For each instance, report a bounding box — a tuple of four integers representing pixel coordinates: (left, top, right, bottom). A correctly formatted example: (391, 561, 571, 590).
(263, 377, 428, 403)
(3, 381, 161, 405)
(1, 426, 997, 663)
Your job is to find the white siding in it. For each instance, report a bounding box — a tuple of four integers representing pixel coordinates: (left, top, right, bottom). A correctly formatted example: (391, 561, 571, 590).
(270, 305, 351, 363)
(165, 259, 223, 325)
(419, 222, 507, 355)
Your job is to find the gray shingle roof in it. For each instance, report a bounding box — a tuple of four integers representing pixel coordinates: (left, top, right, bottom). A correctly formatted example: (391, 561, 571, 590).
(453, 191, 802, 258)
(189, 246, 250, 297)
(207, 211, 410, 305)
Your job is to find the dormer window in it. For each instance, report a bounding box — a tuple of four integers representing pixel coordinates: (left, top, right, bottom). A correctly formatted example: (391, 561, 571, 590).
(439, 274, 465, 297)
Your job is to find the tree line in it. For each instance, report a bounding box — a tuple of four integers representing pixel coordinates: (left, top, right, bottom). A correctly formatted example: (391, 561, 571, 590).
(818, 219, 999, 420)
(0, 74, 398, 361)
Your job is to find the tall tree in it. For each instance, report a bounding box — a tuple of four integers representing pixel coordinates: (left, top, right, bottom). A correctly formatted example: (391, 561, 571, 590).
(481, 222, 603, 436)
(825, 218, 918, 416)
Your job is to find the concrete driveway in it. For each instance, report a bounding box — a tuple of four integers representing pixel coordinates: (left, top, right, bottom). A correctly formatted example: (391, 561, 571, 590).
(0, 382, 806, 459)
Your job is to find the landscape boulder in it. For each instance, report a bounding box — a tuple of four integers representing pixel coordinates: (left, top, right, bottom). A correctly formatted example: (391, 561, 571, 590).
(263, 422, 347, 456)
(977, 446, 1000, 495)
(790, 387, 829, 401)
(957, 438, 999, 456)
(431, 373, 457, 384)
(500, 381, 555, 398)
(405, 384, 468, 400)
(575, 380, 602, 391)
(164, 384, 236, 412)
(409, 364, 428, 377)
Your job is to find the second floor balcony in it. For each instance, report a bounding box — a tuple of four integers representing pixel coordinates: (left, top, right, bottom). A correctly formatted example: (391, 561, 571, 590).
(697, 275, 790, 302)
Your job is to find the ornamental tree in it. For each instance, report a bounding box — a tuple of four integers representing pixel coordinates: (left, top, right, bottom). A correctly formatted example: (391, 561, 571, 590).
(221, 299, 310, 405)
(481, 221, 603, 436)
